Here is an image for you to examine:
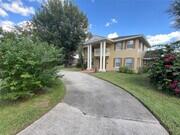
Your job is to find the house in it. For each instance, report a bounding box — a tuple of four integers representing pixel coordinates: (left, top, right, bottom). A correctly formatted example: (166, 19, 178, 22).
(83, 35, 151, 72)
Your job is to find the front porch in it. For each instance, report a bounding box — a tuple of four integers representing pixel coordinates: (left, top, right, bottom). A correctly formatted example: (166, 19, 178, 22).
(85, 41, 110, 72)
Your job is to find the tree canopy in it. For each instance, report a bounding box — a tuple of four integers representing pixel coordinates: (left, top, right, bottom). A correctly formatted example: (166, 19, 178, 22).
(33, 0, 88, 66)
(169, 0, 180, 29)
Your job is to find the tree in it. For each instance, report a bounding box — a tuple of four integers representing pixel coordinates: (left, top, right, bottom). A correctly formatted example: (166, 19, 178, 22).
(169, 0, 180, 29)
(76, 45, 86, 69)
(33, 0, 88, 67)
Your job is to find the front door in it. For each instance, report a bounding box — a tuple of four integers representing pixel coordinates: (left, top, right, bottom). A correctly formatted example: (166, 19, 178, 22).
(94, 57, 100, 70)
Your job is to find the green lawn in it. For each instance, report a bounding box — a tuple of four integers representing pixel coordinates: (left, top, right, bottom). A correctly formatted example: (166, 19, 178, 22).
(57, 65, 81, 71)
(94, 72, 180, 135)
(0, 79, 65, 135)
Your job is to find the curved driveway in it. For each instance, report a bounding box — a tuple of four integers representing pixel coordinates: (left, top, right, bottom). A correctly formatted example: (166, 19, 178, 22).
(18, 71, 168, 135)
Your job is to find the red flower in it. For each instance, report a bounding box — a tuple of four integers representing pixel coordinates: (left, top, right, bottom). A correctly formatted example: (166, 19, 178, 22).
(169, 81, 178, 89)
(174, 87, 180, 95)
(165, 65, 172, 68)
(164, 54, 176, 63)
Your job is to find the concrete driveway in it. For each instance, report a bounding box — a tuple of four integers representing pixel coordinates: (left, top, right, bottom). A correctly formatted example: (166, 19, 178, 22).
(18, 71, 169, 135)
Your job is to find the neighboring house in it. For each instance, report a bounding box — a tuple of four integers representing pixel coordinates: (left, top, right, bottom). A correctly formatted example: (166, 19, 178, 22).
(83, 35, 151, 72)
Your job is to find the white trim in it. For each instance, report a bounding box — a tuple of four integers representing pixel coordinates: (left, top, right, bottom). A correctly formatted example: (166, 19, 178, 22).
(87, 45, 90, 69)
(99, 42, 103, 71)
(102, 41, 106, 72)
(89, 44, 92, 69)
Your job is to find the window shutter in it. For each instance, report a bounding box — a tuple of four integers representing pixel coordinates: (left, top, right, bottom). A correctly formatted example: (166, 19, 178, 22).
(121, 43, 123, 50)
(120, 58, 122, 67)
(113, 58, 115, 67)
(132, 58, 134, 68)
(124, 41, 126, 49)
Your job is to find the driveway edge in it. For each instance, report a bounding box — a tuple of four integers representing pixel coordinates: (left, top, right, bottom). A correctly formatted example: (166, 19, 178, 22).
(16, 79, 66, 135)
(90, 73, 171, 135)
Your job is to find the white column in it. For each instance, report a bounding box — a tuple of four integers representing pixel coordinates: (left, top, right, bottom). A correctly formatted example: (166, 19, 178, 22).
(102, 41, 106, 72)
(87, 45, 90, 69)
(99, 42, 103, 71)
(89, 44, 92, 69)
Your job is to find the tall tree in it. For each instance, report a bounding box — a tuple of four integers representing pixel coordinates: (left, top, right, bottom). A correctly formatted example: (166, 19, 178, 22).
(169, 0, 180, 29)
(33, 0, 88, 66)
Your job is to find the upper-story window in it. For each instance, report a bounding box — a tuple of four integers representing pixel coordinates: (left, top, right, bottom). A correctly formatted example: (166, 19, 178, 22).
(115, 42, 123, 51)
(126, 40, 135, 49)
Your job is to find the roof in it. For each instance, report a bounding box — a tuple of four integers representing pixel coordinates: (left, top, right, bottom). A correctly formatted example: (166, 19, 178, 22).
(111, 34, 151, 47)
(84, 34, 151, 47)
(111, 35, 141, 41)
(84, 35, 111, 45)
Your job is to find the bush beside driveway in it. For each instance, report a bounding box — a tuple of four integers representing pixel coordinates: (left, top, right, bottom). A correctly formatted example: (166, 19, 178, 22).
(0, 80, 65, 135)
(94, 72, 180, 135)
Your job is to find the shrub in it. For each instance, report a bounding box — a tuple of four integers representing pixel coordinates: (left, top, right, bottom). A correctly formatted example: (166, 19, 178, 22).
(0, 38, 61, 100)
(149, 45, 180, 96)
(138, 67, 149, 74)
(119, 67, 134, 74)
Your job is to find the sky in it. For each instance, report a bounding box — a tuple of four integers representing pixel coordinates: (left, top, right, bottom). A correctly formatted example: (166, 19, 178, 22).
(0, 0, 180, 45)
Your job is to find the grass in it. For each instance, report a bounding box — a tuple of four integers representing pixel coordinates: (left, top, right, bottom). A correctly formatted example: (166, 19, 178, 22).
(62, 67, 81, 71)
(57, 65, 81, 71)
(0, 79, 65, 135)
(94, 72, 180, 135)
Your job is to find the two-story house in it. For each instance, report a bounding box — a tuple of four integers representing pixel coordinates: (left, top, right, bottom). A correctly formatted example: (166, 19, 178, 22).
(83, 35, 151, 72)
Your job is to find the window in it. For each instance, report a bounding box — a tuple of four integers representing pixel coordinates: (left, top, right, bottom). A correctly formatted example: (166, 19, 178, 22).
(115, 42, 123, 50)
(125, 58, 134, 69)
(114, 58, 121, 68)
(126, 40, 134, 49)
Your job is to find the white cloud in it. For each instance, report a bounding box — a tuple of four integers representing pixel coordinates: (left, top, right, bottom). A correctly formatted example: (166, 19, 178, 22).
(91, 0, 95, 3)
(170, 21, 175, 25)
(105, 22, 110, 27)
(1, 0, 35, 16)
(0, 20, 15, 32)
(111, 18, 118, 23)
(29, 0, 41, 2)
(89, 24, 92, 29)
(17, 20, 34, 31)
(105, 18, 118, 27)
(0, 8, 8, 17)
(0, 20, 34, 32)
(107, 32, 119, 38)
(29, 0, 47, 3)
(147, 31, 180, 45)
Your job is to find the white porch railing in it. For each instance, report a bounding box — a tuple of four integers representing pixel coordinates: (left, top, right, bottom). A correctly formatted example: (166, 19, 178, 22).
(94, 48, 110, 56)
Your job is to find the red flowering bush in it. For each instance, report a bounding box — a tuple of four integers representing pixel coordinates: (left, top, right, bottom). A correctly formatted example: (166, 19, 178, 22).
(149, 45, 180, 97)
(164, 54, 176, 63)
(169, 81, 180, 94)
